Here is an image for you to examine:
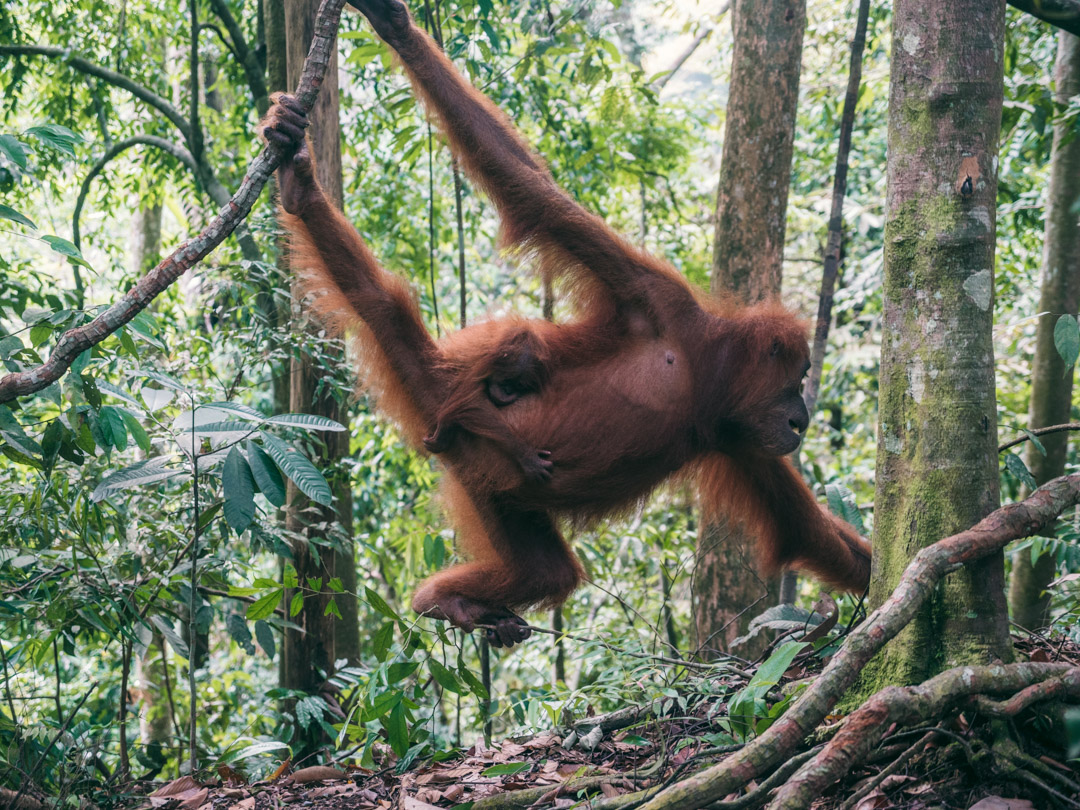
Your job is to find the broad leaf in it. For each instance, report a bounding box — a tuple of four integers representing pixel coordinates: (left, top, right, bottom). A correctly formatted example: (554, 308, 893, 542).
(265, 413, 346, 431)
(1055, 314, 1080, 371)
(92, 456, 182, 501)
(222, 446, 257, 533)
(258, 432, 332, 506)
(0, 204, 35, 229)
(246, 440, 286, 507)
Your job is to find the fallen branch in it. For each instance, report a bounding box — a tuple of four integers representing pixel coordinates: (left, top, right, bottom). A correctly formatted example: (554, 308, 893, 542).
(770, 663, 1079, 809)
(635, 473, 1080, 810)
(0, 0, 347, 405)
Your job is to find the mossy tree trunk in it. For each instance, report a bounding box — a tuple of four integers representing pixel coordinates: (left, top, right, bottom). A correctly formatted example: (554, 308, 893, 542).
(1008, 31, 1080, 630)
(864, 0, 1012, 689)
(694, 0, 806, 655)
(281, 0, 361, 711)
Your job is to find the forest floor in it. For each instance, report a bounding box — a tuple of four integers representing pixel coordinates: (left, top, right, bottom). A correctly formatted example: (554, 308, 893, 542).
(22, 632, 1077, 810)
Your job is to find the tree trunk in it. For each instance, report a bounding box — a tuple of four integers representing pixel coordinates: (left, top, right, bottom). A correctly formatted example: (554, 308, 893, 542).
(694, 0, 805, 655)
(862, 0, 1012, 690)
(281, 0, 360, 710)
(1008, 30, 1080, 631)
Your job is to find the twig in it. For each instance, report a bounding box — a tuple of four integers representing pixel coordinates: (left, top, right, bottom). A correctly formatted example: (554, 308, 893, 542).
(474, 622, 744, 673)
(0, 0, 348, 405)
(998, 422, 1080, 452)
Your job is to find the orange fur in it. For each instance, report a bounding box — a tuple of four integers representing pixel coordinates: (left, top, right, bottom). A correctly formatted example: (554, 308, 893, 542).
(262, 2, 871, 646)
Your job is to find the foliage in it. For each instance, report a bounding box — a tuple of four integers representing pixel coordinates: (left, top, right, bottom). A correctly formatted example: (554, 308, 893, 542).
(0, 0, 1078, 802)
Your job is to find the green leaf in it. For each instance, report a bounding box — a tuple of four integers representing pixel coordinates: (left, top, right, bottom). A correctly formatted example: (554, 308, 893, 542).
(254, 619, 276, 661)
(0, 204, 35, 229)
(92, 458, 183, 501)
(119, 410, 153, 454)
(428, 658, 464, 694)
(290, 591, 304, 617)
(459, 664, 489, 700)
(26, 124, 82, 156)
(203, 401, 264, 422)
(1004, 452, 1038, 490)
(246, 440, 286, 507)
(41, 420, 65, 472)
(373, 621, 394, 662)
(227, 613, 256, 655)
(825, 483, 865, 535)
(364, 586, 398, 620)
(264, 413, 346, 431)
(28, 322, 51, 346)
(0, 335, 23, 359)
(1022, 429, 1047, 457)
(41, 235, 92, 268)
(100, 406, 128, 452)
(1055, 314, 1080, 372)
(296, 695, 325, 730)
(222, 447, 257, 533)
(385, 703, 409, 757)
(246, 588, 283, 621)
(385, 661, 418, 684)
(258, 432, 332, 506)
(0, 134, 28, 168)
(221, 740, 290, 764)
(748, 641, 807, 690)
(151, 616, 190, 660)
(127, 310, 167, 350)
(481, 763, 531, 777)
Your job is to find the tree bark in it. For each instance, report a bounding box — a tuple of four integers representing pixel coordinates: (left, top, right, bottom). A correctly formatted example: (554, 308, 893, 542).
(695, 0, 805, 655)
(864, 0, 1011, 689)
(1008, 30, 1080, 631)
(281, 0, 360, 711)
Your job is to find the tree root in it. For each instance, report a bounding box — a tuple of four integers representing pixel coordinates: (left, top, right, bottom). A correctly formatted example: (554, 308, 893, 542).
(769, 663, 1079, 809)
(633, 474, 1080, 810)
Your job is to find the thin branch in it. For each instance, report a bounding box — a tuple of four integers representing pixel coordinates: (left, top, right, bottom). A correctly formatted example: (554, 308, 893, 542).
(0, 0, 349, 406)
(802, 0, 871, 419)
(73, 135, 197, 251)
(207, 0, 271, 114)
(189, 0, 203, 162)
(198, 21, 239, 61)
(637, 472, 1080, 810)
(0, 45, 191, 142)
(1009, 0, 1080, 37)
(998, 421, 1080, 452)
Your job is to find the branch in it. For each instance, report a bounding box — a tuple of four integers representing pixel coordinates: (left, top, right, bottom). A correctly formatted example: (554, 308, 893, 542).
(0, 45, 191, 142)
(637, 473, 1080, 810)
(1008, 0, 1080, 37)
(771, 663, 1080, 809)
(802, 0, 871, 418)
(998, 421, 1080, 452)
(72, 135, 197, 251)
(198, 22, 239, 61)
(207, 0, 271, 114)
(0, 0, 348, 405)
